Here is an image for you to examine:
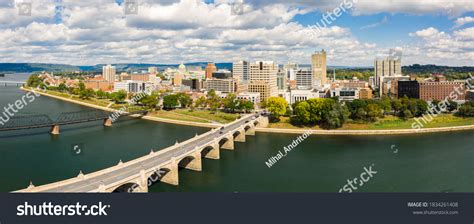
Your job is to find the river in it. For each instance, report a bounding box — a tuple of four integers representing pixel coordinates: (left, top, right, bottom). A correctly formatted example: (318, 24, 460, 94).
(0, 74, 473, 192)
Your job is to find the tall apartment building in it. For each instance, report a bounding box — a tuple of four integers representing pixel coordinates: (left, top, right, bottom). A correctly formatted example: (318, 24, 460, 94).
(102, 64, 116, 84)
(205, 63, 217, 79)
(233, 61, 250, 82)
(295, 69, 313, 89)
(374, 49, 402, 87)
(311, 49, 327, 86)
(249, 61, 278, 102)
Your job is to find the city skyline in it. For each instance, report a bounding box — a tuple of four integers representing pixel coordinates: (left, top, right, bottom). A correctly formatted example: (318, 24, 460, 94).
(0, 0, 473, 66)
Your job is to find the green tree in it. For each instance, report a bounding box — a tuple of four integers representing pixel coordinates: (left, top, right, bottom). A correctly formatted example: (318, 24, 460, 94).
(195, 96, 207, 108)
(58, 83, 67, 92)
(79, 88, 94, 100)
(110, 90, 127, 103)
(366, 103, 383, 121)
(140, 93, 159, 109)
(177, 93, 192, 108)
(239, 100, 254, 113)
(293, 101, 311, 124)
(96, 89, 108, 99)
(266, 97, 288, 121)
(26, 75, 44, 88)
(163, 94, 179, 110)
(447, 100, 458, 112)
(223, 93, 238, 113)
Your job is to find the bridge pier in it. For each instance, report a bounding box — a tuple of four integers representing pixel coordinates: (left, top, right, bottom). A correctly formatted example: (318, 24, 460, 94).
(234, 129, 246, 142)
(221, 136, 234, 150)
(161, 162, 179, 186)
(204, 143, 220, 159)
(103, 118, 112, 127)
(179, 152, 202, 172)
(246, 125, 256, 136)
(50, 125, 60, 135)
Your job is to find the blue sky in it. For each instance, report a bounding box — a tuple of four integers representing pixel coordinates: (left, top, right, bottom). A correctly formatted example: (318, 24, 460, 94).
(0, 0, 473, 66)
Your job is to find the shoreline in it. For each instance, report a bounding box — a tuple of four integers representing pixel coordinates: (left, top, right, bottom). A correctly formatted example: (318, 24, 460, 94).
(22, 87, 474, 135)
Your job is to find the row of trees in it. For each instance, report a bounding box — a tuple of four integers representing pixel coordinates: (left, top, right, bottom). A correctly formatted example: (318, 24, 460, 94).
(162, 90, 254, 113)
(264, 96, 462, 129)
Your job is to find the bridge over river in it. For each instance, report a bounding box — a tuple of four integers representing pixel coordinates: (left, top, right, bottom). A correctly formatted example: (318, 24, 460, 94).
(16, 113, 269, 192)
(0, 109, 147, 134)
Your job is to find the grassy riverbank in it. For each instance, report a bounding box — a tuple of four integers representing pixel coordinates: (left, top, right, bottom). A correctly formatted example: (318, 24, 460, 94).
(268, 114, 474, 130)
(27, 88, 239, 124)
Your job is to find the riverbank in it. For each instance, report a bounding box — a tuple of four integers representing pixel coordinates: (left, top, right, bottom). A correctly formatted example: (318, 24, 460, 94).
(22, 87, 474, 135)
(21, 87, 221, 128)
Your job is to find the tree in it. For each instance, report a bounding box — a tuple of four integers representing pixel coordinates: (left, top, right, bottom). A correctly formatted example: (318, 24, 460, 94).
(110, 90, 127, 103)
(26, 75, 44, 88)
(177, 93, 192, 108)
(293, 101, 311, 124)
(140, 93, 159, 109)
(239, 100, 254, 113)
(447, 100, 458, 112)
(266, 97, 288, 121)
(79, 88, 94, 100)
(223, 93, 238, 113)
(206, 90, 221, 113)
(366, 103, 383, 121)
(96, 89, 108, 99)
(195, 96, 207, 108)
(78, 81, 86, 91)
(58, 83, 67, 92)
(163, 94, 179, 110)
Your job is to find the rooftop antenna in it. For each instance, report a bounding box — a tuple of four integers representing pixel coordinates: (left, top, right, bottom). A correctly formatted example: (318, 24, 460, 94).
(333, 68, 336, 82)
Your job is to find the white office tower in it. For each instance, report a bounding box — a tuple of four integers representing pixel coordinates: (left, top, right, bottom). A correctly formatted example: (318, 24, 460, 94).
(374, 49, 402, 88)
(102, 64, 116, 84)
(233, 61, 250, 82)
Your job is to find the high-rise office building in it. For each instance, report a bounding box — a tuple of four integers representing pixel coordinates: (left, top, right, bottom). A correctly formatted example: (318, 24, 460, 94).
(277, 69, 287, 90)
(311, 49, 327, 86)
(295, 69, 313, 89)
(205, 63, 217, 79)
(233, 61, 249, 82)
(249, 61, 278, 102)
(374, 49, 402, 87)
(102, 64, 116, 84)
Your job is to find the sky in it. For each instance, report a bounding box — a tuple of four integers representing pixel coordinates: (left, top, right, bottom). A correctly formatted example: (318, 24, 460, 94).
(0, 0, 473, 66)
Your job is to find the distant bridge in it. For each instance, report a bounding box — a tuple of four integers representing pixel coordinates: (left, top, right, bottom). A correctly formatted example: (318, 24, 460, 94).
(17, 114, 269, 192)
(0, 109, 148, 134)
(0, 81, 26, 87)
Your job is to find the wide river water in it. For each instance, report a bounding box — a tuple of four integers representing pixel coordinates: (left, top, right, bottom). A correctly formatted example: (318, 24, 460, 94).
(0, 73, 473, 192)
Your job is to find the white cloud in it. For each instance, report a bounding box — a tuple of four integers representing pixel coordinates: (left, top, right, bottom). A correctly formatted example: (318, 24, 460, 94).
(0, 0, 472, 66)
(453, 16, 474, 29)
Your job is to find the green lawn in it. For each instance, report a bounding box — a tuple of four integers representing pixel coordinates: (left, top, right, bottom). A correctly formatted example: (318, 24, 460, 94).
(149, 109, 240, 124)
(268, 114, 474, 130)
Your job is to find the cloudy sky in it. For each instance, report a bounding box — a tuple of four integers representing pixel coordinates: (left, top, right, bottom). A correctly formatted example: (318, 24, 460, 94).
(0, 0, 473, 66)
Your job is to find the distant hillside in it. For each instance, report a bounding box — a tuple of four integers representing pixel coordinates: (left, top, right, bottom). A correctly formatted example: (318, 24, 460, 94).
(0, 62, 232, 73)
(402, 64, 474, 74)
(0, 63, 80, 73)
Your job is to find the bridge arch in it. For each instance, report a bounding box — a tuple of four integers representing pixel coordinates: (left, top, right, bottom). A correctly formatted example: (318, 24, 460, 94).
(253, 120, 259, 127)
(112, 182, 139, 193)
(178, 155, 197, 169)
(147, 168, 171, 186)
(200, 145, 215, 158)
